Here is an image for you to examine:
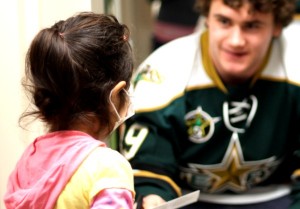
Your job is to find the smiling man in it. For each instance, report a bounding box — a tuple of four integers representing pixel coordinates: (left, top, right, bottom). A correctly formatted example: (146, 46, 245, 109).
(207, 0, 282, 85)
(120, 0, 300, 208)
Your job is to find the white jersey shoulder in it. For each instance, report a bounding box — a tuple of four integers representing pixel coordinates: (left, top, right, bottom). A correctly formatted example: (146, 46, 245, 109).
(263, 21, 300, 85)
(133, 33, 201, 111)
(282, 21, 300, 85)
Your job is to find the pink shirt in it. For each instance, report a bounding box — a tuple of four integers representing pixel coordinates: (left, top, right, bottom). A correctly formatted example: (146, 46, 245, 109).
(4, 131, 134, 209)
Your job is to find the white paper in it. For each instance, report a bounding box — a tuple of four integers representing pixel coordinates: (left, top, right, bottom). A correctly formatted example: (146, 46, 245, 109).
(153, 190, 200, 209)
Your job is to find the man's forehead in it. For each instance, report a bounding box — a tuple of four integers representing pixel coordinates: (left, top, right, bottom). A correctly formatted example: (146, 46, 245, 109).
(211, 0, 272, 13)
(210, 0, 274, 21)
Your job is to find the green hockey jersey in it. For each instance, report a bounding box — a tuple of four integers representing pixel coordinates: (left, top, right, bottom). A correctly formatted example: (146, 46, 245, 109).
(120, 21, 300, 207)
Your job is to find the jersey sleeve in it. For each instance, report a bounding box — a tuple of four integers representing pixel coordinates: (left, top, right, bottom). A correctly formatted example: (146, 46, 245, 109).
(289, 84, 300, 209)
(120, 46, 192, 201)
(282, 21, 300, 209)
(120, 33, 199, 201)
(288, 100, 300, 209)
(122, 109, 184, 201)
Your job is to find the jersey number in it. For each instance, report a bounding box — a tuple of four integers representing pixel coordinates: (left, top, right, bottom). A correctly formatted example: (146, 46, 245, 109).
(122, 124, 148, 160)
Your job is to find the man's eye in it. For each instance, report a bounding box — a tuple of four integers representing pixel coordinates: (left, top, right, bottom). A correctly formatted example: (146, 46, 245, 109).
(245, 22, 260, 30)
(219, 18, 230, 26)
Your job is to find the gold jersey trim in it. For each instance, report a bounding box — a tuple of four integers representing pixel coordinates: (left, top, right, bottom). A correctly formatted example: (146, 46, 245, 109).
(133, 169, 182, 196)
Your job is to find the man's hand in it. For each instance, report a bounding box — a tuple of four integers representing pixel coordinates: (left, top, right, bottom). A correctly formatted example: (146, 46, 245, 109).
(134, 194, 166, 209)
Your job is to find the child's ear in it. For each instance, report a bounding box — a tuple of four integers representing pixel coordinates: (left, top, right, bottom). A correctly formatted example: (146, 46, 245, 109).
(110, 81, 126, 109)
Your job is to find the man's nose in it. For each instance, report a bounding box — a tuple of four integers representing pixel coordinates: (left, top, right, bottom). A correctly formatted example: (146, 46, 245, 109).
(229, 27, 246, 47)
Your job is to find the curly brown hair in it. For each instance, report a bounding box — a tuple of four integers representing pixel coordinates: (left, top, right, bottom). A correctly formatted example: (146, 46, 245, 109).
(195, 0, 296, 27)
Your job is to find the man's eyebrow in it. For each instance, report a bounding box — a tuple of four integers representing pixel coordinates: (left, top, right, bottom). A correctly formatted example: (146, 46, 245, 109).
(243, 19, 264, 25)
(213, 13, 264, 24)
(212, 14, 232, 21)
(213, 14, 228, 18)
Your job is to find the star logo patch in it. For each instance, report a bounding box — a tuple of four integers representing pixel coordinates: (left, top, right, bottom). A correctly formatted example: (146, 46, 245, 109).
(185, 133, 280, 193)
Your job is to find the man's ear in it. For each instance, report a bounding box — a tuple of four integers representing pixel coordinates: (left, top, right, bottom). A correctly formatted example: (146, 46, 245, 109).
(273, 24, 283, 37)
(205, 18, 209, 28)
(110, 81, 126, 109)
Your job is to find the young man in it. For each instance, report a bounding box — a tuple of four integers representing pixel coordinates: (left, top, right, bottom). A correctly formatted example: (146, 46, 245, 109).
(121, 0, 300, 208)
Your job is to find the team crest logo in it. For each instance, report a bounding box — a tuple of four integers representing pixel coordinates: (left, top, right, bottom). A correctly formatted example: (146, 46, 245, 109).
(133, 64, 163, 87)
(185, 106, 220, 143)
(223, 95, 258, 133)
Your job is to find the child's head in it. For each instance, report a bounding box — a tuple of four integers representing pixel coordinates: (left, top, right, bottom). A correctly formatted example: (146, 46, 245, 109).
(23, 12, 134, 135)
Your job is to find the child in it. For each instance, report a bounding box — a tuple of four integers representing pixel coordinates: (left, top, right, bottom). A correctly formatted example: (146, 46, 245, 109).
(4, 12, 135, 209)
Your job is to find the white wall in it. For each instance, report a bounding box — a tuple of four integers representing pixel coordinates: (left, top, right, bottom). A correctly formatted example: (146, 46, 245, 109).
(0, 1, 103, 208)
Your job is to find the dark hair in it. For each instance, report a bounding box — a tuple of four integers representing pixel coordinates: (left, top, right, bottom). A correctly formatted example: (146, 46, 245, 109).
(21, 12, 134, 131)
(195, 0, 296, 27)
